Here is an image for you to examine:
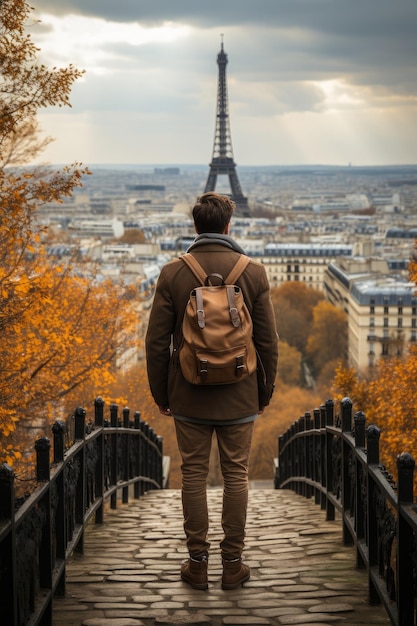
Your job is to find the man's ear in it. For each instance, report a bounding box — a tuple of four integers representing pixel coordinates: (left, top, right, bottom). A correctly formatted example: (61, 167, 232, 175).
(224, 223, 230, 235)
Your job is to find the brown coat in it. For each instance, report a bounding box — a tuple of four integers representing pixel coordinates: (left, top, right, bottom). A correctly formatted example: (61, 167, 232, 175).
(145, 243, 278, 422)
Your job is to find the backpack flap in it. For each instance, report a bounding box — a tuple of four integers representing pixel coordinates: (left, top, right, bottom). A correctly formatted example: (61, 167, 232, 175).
(179, 254, 256, 385)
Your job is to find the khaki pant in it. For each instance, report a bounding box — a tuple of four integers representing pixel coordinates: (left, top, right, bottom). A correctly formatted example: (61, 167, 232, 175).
(174, 419, 255, 560)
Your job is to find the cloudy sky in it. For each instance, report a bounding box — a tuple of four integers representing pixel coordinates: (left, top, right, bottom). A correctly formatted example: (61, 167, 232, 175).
(31, 0, 417, 167)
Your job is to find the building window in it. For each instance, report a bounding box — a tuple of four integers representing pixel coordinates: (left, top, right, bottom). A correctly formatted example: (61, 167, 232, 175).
(413, 307, 417, 316)
(370, 305, 375, 314)
(384, 318, 389, 327)
(382, 343, 389, 356)
(412, 318, 417, 329)
(398, 307, 403, 315)
(398, 318, 403, 328)
(370, 317, 375, 327)
(384, 306, 389, 315)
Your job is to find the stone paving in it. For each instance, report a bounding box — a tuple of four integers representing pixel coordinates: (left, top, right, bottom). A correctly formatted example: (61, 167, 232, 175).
(53, 486, 391, 626)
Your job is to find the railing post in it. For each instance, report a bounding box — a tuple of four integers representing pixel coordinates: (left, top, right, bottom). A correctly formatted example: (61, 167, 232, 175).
(305, 412, 313, 498)
(354, 411, 366, 449)
(73, 407, 86, 556)
(354, 411, 366, 559)
(297, 415, 305, 496)
(366, 424, 381, 605)
(142, 420, 149, 493)
(52, 420, 66, 463)
(341, 397, 352, 433)
(74, 406, 86, 441)
(319, 404, 327, 509)
(110, 403, 119, 508)
(52, 420, 67, 594)
(313, 408, 321, 504)
(34, 439, 53, 599)
(291, 422, 296, 484)
(35, 437, 51, 482)
(157, 435, 163, 488)
(0, 464, 17, 626)
(325, 399, 335, 521)
(149, 427, 156, 488)
(94, 397, 105, 523)
(341, 398, 354, 545)
(366, 424, 380, 466)
(122, 407, 130, 504)
(134, 411, 141, 498)
(396, 452, 415, 626)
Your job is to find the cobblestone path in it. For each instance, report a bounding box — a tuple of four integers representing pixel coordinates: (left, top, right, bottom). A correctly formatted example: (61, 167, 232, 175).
(54, 487, 391, 626)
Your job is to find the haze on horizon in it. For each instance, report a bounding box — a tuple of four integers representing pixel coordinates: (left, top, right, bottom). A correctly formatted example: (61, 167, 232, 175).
(30, 0, 417, 168)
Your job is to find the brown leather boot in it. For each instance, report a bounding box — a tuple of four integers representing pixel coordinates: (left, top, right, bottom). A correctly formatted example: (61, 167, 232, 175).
(180, 556, 208, 590)
(222, 558, 250, 590)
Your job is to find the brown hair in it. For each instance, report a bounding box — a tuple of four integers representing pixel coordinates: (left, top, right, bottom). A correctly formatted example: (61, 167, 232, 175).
(192, 192, 235, 234)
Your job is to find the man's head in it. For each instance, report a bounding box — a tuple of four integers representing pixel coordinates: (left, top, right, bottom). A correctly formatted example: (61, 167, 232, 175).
(192, 192, 235, 234)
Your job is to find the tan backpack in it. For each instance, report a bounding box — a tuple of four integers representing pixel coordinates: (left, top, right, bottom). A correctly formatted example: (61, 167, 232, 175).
(178, 253, 257, 385)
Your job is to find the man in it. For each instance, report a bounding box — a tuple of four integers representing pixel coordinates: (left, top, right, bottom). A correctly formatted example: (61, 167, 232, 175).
(145, 192, 278, 590)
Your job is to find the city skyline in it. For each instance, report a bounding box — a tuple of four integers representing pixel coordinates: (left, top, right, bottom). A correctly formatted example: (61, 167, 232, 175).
(30, 0, 417, 168)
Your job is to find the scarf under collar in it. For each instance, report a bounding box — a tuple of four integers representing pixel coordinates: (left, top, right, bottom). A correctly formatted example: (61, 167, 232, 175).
(186, 232, 247, 255)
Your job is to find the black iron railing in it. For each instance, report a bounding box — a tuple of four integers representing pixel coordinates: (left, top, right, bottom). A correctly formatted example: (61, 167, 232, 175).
(0, 398, 166, 626)
(276, 397, 416, 626)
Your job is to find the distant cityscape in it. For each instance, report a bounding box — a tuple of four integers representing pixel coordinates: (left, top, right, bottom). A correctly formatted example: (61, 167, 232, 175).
(38, 163, 417, 377)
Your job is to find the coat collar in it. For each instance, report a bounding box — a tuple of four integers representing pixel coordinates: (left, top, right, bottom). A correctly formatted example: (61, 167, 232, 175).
(187, 233, 246, 255)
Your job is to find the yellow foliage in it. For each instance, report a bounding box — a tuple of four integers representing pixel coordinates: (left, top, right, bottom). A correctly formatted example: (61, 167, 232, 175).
(306, 301, 348, 376)
(0, 1, 110, 463)
(332, 362, 370, 410)
(333, 349, 417, 486)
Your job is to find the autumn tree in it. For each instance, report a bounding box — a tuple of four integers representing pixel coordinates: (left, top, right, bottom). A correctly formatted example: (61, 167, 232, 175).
(277, 341, 302, 386)
(0, 1, 140, 465)
(118, 229, 147, 244)
(271, 282, 324, 353)
(332, 362, 370, 410)
(305, 300, 347, 377)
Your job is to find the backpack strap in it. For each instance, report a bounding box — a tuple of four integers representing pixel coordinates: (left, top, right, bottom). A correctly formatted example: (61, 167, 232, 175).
(180, 252, 250, 286)
(225, 255, 251, 284)
(179, 254, 206, 285)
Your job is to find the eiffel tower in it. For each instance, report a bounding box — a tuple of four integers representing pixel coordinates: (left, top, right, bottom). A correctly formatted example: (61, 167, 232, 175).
(203, 38, 250, 216)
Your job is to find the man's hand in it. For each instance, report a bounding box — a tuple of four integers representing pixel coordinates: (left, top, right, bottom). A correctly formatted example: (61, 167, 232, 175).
(158, 405, 172, 416)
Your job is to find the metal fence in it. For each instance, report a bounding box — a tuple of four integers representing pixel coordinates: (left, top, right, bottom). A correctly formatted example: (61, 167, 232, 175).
(0, 397, 165, 626)
(276, 397, 416, 626)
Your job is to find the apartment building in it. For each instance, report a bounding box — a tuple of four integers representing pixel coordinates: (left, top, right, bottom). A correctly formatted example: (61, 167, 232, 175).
(260, 243, 353, 292)
(324, 258, 417, 373)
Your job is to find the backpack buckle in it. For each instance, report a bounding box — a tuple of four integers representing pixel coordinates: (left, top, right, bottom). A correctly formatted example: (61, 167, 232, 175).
(235, 355, 245, 377)
(199, 359, 208, 382)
